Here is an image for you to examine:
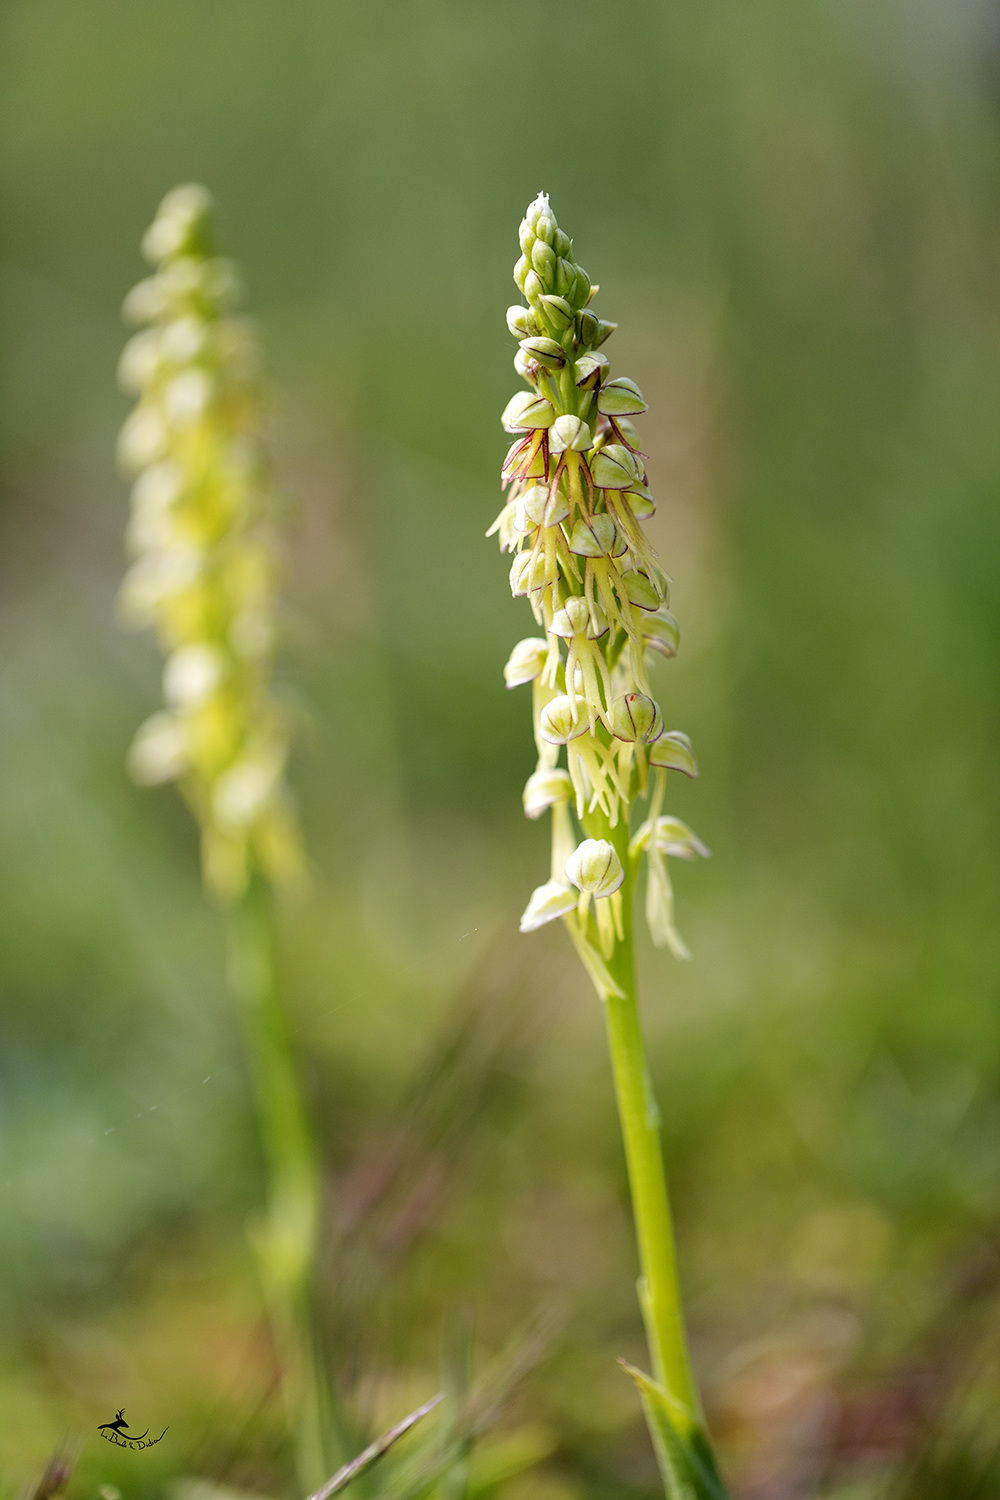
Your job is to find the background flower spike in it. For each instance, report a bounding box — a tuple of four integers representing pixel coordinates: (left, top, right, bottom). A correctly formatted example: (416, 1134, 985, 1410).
(118, 186, 331, 1493)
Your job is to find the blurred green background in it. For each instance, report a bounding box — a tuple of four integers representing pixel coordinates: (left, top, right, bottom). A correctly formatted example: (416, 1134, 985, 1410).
(3, 2, 1000, 1497)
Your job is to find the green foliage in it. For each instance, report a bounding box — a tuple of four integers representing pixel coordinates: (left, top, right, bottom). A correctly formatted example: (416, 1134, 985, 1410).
(619, 1365, 727, 1500)
(2, 1, 1000, 1497)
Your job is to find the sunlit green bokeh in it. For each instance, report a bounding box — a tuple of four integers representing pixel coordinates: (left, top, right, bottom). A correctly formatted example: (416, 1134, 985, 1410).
(2, 3, 1000, 1497)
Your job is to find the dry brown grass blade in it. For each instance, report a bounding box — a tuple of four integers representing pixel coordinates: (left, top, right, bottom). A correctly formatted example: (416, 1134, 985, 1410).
(303, 1392, 444, 1500)
(25, 1449, 75, 1500)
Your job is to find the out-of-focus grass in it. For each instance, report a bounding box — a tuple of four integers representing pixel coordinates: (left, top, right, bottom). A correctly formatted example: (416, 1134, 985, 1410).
(2, 2, 1000, 1497)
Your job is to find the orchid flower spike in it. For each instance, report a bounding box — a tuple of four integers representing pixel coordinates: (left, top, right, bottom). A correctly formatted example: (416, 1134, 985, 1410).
(118, 185, 305, 900)
(491, 191, 707, 962)
(491, 196, 729, 1500)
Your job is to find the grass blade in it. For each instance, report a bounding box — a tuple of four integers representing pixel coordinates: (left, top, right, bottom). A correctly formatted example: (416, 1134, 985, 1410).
(304, 1393, 445, 1500)
(619, 1361, 730, 1500)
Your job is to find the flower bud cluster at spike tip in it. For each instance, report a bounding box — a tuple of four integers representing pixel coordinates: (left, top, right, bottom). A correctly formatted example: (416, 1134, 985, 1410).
(118, 184, 305, 902)
(492, 193, 708, 958)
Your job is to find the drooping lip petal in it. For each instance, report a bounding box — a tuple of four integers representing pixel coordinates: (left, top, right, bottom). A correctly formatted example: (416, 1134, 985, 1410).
(519, 880, 578, 932)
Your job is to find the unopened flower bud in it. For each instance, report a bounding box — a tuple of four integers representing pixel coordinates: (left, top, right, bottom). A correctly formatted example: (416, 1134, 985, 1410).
(549, 414, 592, 453)
(534, 215, 555, 246)
(574, 352, 609, 388)
(577, 308, 599, 346)
(611, 692, 663, 743)
(523, 767, 574, 819)
(642, 609, 680, 657)
(568, 514, 621, 557)
(518, 219, 535, 255)
(520, 879, 578, 932)
(141, 184, 212, 264)
(556, 258, 579, 301)
(565, 839, 624, 898)
(552, 227, 571, 258)
(507, 305, 534, 339)
(531, 239, 557, 283)
(514, 255, 530, 291)
(519, 336, 565, 371)
(593, 319, 617, 348)
(597, 377, 648, 416)
(649, 731, 698, 778)
(653, 817, 711, 860)
(539, 695, 589, 743)
(569, 272, 592, 311)
(526, 193, 548, 230)
(589, 444, 640, 490)
(538, 294, 574, 331)
(502, 391, 555, 431)
(504, 637, 549, 687)
(523, 270, 544, 302)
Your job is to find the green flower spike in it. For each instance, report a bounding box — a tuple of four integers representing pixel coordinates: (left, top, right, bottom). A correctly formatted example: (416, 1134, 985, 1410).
(118, 183, 304, 903)
(490, 193, 727, 1500)
(118, 186, 332, 1493)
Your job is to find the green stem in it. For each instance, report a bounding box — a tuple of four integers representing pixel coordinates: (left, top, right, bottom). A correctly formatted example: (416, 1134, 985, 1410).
(582, 809, 699, 1427)
(227, 877, 332, 1491)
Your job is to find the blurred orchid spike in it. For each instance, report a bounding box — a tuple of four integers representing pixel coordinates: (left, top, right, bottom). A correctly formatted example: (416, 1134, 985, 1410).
(117, 185, 305, 901)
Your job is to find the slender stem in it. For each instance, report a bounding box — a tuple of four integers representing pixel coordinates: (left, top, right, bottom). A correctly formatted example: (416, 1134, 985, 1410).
(304, 1393, 445, 1500)
(227, 877, 332, 1491)
(583, 810, 699, 1427)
